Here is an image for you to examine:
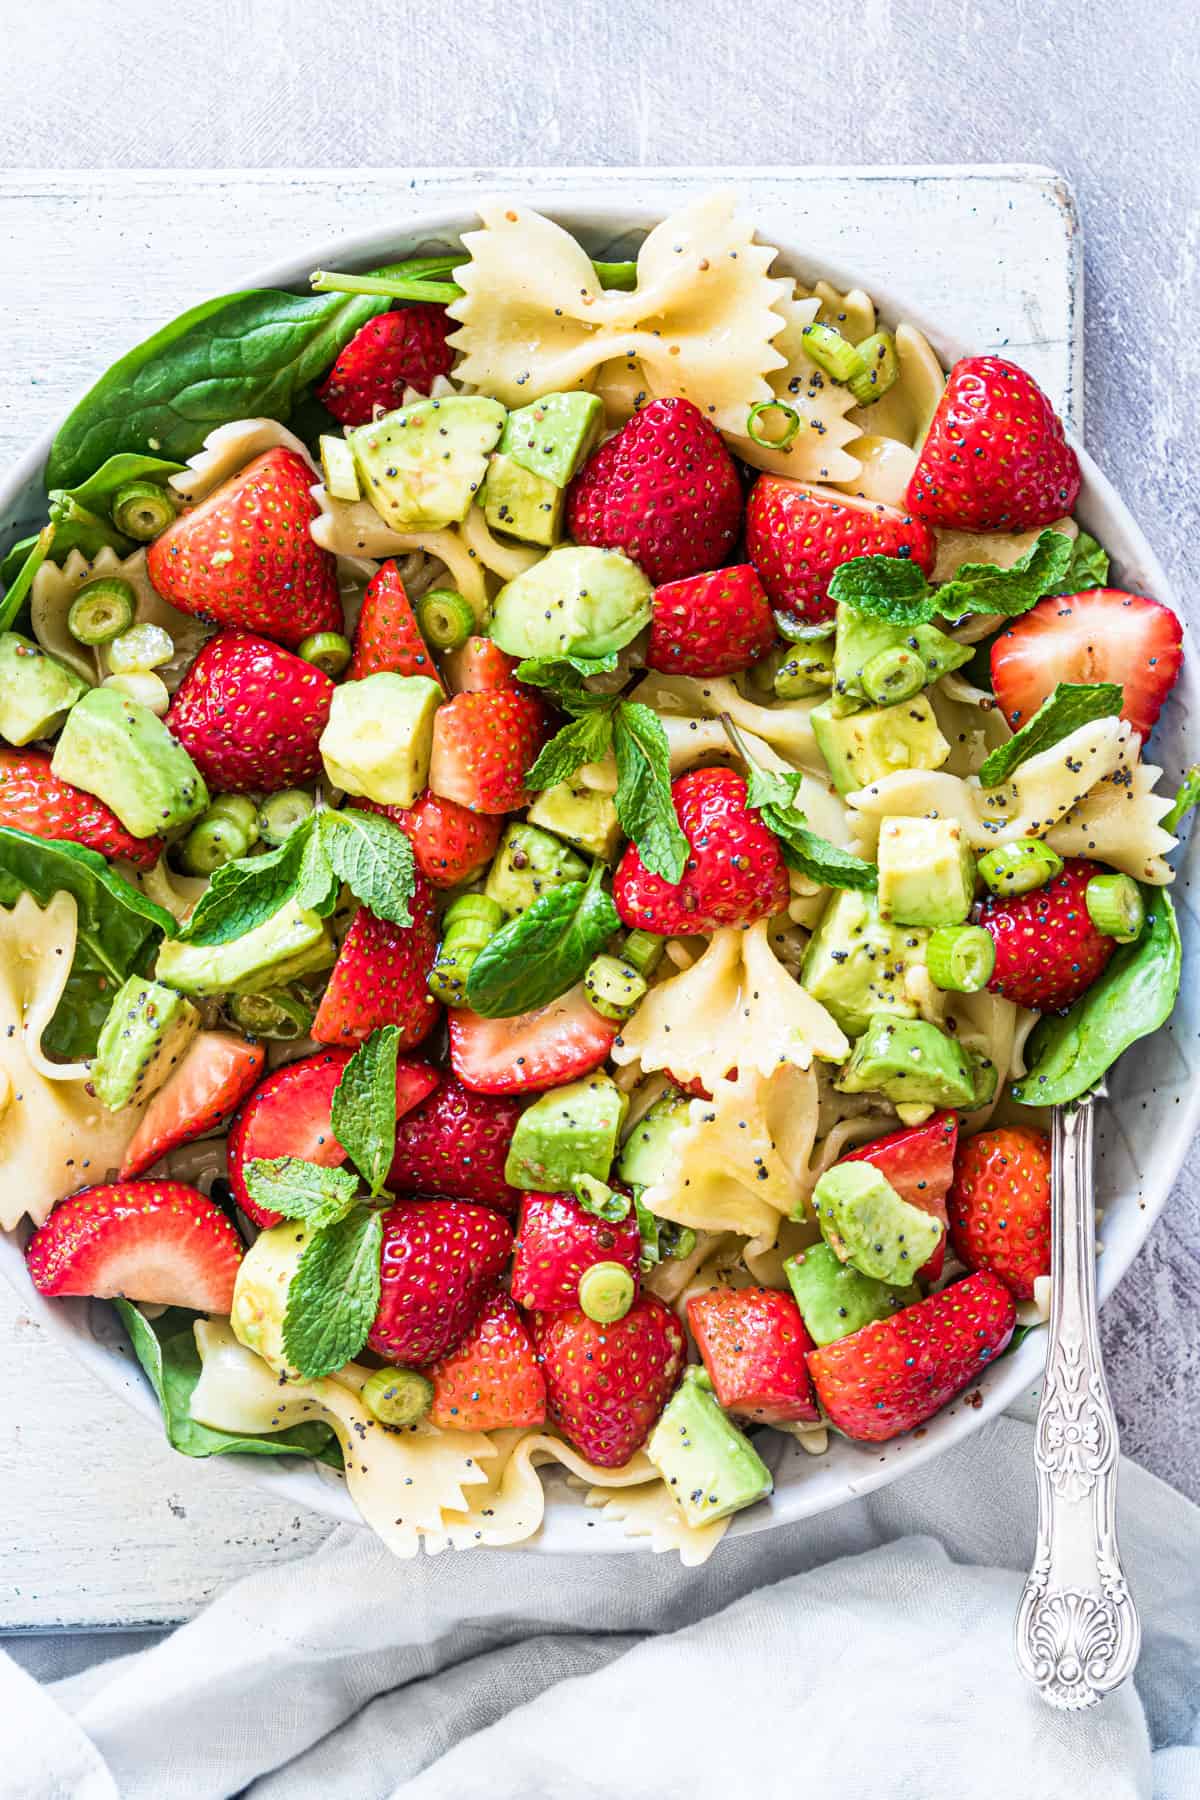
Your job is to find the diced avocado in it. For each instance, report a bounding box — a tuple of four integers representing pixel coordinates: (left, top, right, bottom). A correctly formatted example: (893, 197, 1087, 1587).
(489, 546, 652, 662)
(646, 1366, 773, 1527)
(503, 1071, 628, 1191)
(230, 1220, 309, 1373)
(90, 975, 201, 1112)
(51, 685, 208, 837)
(784, 1242, 918, 1346)
(832, 603, 971, 703)
(483, 452, 564, 547)
(877, 816, 976, 929)
(348, 395, 506, 532)
(800, 888, 927, 1039)
(809, 1160, 944, 1285)
(775, 639, 836, 698)
(500, 392, 603, 487)
(527, 778, 622, 861)
(484, 822, 588, 917)
(318, 673, 441, 808)
(0, 632, 89, 746)
(157, 898, 335, 998)
(836, 1015, 978, 1110)
(811, 693, 950, 796)
(616, 1088, 693, 1188)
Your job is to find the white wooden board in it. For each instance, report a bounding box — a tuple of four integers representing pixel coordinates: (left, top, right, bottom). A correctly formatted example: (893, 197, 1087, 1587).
(0, 166, 1077, 1630)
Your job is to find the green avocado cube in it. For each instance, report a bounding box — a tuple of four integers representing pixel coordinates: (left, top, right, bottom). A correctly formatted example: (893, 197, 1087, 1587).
(489, 546, 652, 662)
(504, 1071, 628, 1191)
(832, 603, 971, 701)
(646, 1367, 773, 1528)
(91, 975, 201, 1112)
(51, 685, 208, 837)
(319, 673, 442, 809)
(0, 632, 89, 746)
(615, 1089, 693, 1189)
(157, 898, 335, 997)
(809, 1160, 944, 1285)
(800, 888, 926, 1039)
(811, 693, 950, 796)
(483, 452, 564, 547)
(500, 392, 603, 488)
(527, 779, 622, 861)
(836, 1015, 978, 1111)
(348, 395, 506, 532)
(484, 822, 588, 917)
(784, 1243, 919, 1346)
(877, 816, 976, 929)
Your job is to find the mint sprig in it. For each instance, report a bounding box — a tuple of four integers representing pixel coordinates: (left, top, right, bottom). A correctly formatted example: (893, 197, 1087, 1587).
(724, 719, 878, 893)
(243, 1158, 361, 1229)
(329, 1023, 399, 1197)
(1050, 530, 1110, 596)
(978, 681, 1124, 788)
(281, 1208, 384, 1381)
(828, 529, 1075, 629)
(466, 861, 621, 1019)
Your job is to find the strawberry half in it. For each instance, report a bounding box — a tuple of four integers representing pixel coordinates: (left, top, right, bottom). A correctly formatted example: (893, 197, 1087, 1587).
(613, 765, 789, 934)
(388, 1076, 523, 1212)
(510, 1190, 642, 1312)
(535, 1293, 686, 1467)
(120, 1031, 266, 1180)
(906, 355, 1081, 532)
(354, 792, 500, 888)
(346, 560, 441, 684)
(166, 631, 334, 794)
(990, 587, 1183, 740)
(428, 1288, 546, 1431)
(0, 748, 163, 868)
(567, 397, 743, 585)
(367, 1198, 514, 1366)
(687, 1286, 818, 1424)
(746, 476, 936, 624)
(311, 882, 441, 1049)
(315, 306, 455, 426)
(647, 564, 776, 677)
(26, 1180, 243, 1312)
(948, 1125, 1052, 1301)
(428, 688, 550, 814)
(978, 856, 1116, 1012)
(449, 984, 617, 1094)
(147, 447, 341, 648)
(442, 636, 520, 694)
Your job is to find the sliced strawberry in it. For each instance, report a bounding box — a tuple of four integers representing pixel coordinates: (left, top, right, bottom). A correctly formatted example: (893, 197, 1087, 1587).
(510, 1190, 642, 1312)
(990, 587, 1183, 739)
(26, 1180, 243, 1311)
(647, 564, 776, 677)
(0, 748, 163, 867)
(613, 766, 789, 934)
(442, 636, 519, 694)
(745, 476, 936, 623)
(353, 792, 500, 888)
(535, 1294, 686, 1467)
(428, 688, 550, 814)
(978, 856, 1116, 1012)
(166, 631, 333, 794)
(311, 882, 440, 1049)
(367, 1199, 514, 1366)
(346, 560, 441, 683)
(120, 1031, 266, 1179)
(449, 984, 617, 1094)
(428, 1288, 546, 1431)
(315, 306, 455, 426)
(388, 1076, 522, 1212)
(687, 1286, 819, 1424)
(948, 1125, 1052, 1301)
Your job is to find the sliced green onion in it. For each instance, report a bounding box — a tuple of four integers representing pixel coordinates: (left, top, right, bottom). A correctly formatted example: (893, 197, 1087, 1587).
(860, 645, 926, 705)
(318, 435, 361, 503)
(427, 893, 503, 1005)
(206, 794, 259, 839)
(978, 839, 1063, 897)
(583, 953, 646, 1022)
(801, 322, 868, 384)
(847, 331, 900, 407)
(101, 671, 169, 715)
(578, 1261, 636, 1324)
(361, 1365, 434, 1426)
(228, 988, 314, 1040)
(664, 1223, 697, 1261)
(746, 399, 801, 450)
(773, 611, 836, 645)
(926, 924, 996, 993)
(298, 631, 352, 677)
(180, 812, 255, 875)
(107, 622, 174, 673)
(0, 523, 55, 634)
(1085, 872, 1145, 943)
(776, 641, 836, 699)
(621, 930, 665, 978)
(416, 588, 474, 651)
(68, 577, 135, 645)
(111, 480, 178, 541)
(1163, 764, 1200, 834)
(258, 788, 315, 846)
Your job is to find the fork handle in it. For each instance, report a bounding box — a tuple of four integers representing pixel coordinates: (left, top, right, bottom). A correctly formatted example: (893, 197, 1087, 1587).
(1014, 1101, 1140, 1708)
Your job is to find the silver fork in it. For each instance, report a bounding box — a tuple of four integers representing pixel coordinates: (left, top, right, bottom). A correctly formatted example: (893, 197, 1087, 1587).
(1014, 1094, 1141, 1708)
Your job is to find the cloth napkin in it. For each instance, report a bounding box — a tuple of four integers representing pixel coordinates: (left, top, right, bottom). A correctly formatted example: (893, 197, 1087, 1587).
(3, 1414, 1198, 1799)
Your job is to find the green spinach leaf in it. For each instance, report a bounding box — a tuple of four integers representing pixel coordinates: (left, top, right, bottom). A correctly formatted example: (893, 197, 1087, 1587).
(978, 682, 1123, 788)
(466, 862, 620, 1018)
(0, 826, 176, 981)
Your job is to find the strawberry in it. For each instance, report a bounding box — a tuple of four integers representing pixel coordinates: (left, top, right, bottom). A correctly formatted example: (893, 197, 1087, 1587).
(0, 748, 162, 867)
(367, 1198, 514, 1365)
(807, 1270, 1016, 1442)
(26, 1180, 243, 1312)
(315, 306, 455, 426)
(428, 1288, 546, 1431)
(449, 984, 617, 1094)
(536, 1293, 685, 1466)
(146, 447, 341, 648)
(990, 587, 1183, 740)
(510, 1190, 641, 1313)
(354, 792, 500, 888)
(567, 397, 743, 585)
(428, 688, 550, 814)
(388, 1076, 523, 1212)
(346, 560, 441, 683)
(442, 635, 519, 694)
(120, 1031, 266, 1180)
(978, 856, 1116, 1012)
(746, 476, 936, 624)
(311, 882, 441, 1049)
(647, 564, 776, 677)
(906, 355, 1081, 532)
(166, 631, 333, 794)
(613, 766, 789, 934)
(687, 1286, 818, 1425)
(948, 1126, 1052, 1301)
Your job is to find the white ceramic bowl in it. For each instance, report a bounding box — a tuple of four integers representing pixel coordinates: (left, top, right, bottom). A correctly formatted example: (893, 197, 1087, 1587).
(2, 202, 1195, 1553)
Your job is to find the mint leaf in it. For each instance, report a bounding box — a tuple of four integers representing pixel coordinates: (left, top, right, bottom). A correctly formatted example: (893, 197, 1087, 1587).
(330, 1026, 400, 1196)
(742, 759, 805, 814)
(243, 1156, 361, 1228)
(1051, 530, 1110, 595)
(766, 817, 879, 892)
(827, 556, 936, 626)
(322, 810, 414, 927)
(282, 1206, 383, 1379)
(516, 652, 620, 702)
(525, 708, 616, 790)
(293, 819, 341, 914)
(978, 681, 1124, 788)
(612, 702, 688, 884)
(181, 821, 319, 946)
(466, 862, 620, 1018)
(936, 529, 1075, 622)
(573, 1173, 632, 1222)
(1163, 765, 1200, 835)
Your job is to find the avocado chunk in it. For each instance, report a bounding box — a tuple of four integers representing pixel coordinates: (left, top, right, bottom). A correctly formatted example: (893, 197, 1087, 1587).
(809, 1160, 944, 1285)
(319, 673, 442, 808)
(0, 632, 89, 746)
(836, 1015, 978, 1110)
(51, 686, 208, 837)
(503, 1071, 628, 1190)
(646, 1366, 773, 1528)
(489, 546, 652, 662)
(877, 816, 976, 929)
(500, 392, 603, 487)
(784, 1242, 919, 1346)
(157, 897, 335, 997)
(800, 888, 927, 1039)
(348, 395, 506, 532)
(527, 778, 622, 861)
(483, 452, 564, 547)
(832, 603, 971, 702)
(91, 975, 201, 1112)
(484, 822, 589, 917)
(616, 1088, 693, 1188)
(811, 693, 950, 796)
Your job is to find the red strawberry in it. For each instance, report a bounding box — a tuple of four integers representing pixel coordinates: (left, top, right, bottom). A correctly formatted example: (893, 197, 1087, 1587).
(906, 355, 1081, 532)
(449, 984, 617, 1094)
(354, 792, 500, 888)
(567, 397, 743, 585)
(510, 1190, 642, 1312)
(315, 306, 455, 426)
(0, 748, 162, 867)
(146, 447, 341, 648)
(312, 883, 440, 1049)
(388, 1076, 523, 1212)
(428, 688, 550, 814)
(120, 1031, 266, 1180)
(536, 1293, 686, 1466)
(26, 1180, 243, 1311)
(613, 766, 789, 934)
(990, 588, 1183, 740)
(166, 631, 333, 794)
(687, 1286, 819, 1425)
(746, 476, 936, 624)
(978, 856, 1116, 1012)
(443, 636, 519, 694)
(840, 1112, 958, 1225)
(647, 564, 776, 677)
(428, 1288, 546, 1431)
(807, 1270, 1016, 1442)
(367, 1199, 514, 1365)
(346, 560, 441, 684)
(948, 1126, 1052, 1300)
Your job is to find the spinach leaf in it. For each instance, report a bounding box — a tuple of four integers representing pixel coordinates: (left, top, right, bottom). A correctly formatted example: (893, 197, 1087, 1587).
(0, 826, 176, 982)
(61, 452, 185, 516)
(612, 702, 688, 884)
(39, 947, 124, 1062)
(0, 525, 56, 633)
(44, 493, 132, 562)
(978, 682, 1123, 788)
(466, 863, 620, 1018)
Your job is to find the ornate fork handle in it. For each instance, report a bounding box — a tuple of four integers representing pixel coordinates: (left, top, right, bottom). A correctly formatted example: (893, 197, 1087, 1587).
(1014, 1099, 1140, 1707)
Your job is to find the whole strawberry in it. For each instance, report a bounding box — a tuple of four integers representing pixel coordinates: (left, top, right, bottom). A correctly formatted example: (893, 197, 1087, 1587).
(567, 397, 743, 585)
(510, 1190, 641, 1312)
(746, 476, 935, 624)
(166, 631, 333, 793)
(346, 560, 441, 683)
(978, 856, 1116, 1012)
(367, 1198, 514, 1365)
(0, 748, 162, 868)
(906, 355, 1081, 531)
(535, 1293, 686, 1467)
(312, 880, 441, 1049)
(647, 564, 776, 677)
(388, 1076, 523, 1212)
(147, 447, 342, 649)
(428, 688, 550, 814)
(428, 1288, 546, 1431)
(613, 765, 789, 934)
(26, 1180, 243, 1313)
(355, 791, 500, 888)
(316, 306, 455, 426)
(948, 1126, 1051, 1300)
